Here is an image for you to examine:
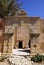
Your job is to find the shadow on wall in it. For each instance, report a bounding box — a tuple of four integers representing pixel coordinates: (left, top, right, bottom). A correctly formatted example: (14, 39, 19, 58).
(18, 49, 30, 53)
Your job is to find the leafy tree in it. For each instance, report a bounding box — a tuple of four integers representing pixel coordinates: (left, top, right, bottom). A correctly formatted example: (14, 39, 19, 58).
(0, 0, 22, 18)
(0, 0, 22, 54)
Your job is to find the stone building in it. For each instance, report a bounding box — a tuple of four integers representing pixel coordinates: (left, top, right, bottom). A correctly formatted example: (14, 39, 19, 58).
(0, 10, 44, 55)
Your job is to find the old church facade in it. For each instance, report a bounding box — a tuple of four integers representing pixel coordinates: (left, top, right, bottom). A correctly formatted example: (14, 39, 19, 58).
(0, 10, 44, 55)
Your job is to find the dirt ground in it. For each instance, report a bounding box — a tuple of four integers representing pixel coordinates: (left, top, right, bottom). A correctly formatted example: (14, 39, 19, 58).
(0, 60, 44, 65)
(0, 61, 10, 65)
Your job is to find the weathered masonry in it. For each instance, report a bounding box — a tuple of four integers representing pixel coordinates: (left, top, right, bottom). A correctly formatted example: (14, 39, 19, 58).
(0, 10, 44, 55)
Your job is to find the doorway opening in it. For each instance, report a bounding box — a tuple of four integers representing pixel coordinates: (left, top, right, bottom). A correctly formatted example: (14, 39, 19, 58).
(18, 41, 22, 48)
(28, 40, 31, 52)
(29, 40, 31, 48)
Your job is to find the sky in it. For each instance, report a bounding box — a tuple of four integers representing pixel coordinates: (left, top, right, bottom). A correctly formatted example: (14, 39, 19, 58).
(19, 0, 44, 19)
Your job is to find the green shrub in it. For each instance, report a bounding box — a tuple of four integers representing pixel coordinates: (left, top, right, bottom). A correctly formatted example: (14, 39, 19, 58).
(31, 54, 44, 62)
(40, 55, 44, 61)
(31, 56, 38, 62)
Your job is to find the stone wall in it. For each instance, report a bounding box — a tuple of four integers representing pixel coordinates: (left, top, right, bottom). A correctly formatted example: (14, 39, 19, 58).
(3, 34, 14, 53)
(0, 19, 5, 53)
(14, 24, 30, 48)
(1, 10, 44, 55)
